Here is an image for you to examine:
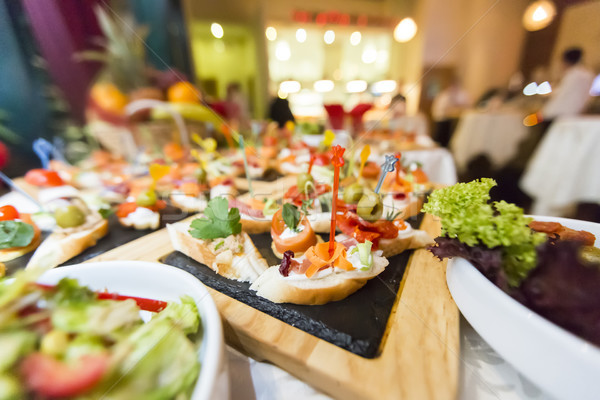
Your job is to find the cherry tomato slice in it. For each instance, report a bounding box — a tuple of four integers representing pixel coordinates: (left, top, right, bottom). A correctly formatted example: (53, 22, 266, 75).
(0, 205, 19, 221)
(24, 169, 64, 187)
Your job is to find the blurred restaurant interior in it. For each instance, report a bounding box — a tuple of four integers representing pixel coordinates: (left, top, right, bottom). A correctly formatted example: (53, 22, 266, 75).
(1, 1, 600, 399)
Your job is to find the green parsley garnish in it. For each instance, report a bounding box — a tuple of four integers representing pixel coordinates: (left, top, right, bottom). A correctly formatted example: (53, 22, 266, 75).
(0, 221, 35, 250)
(422, 178, 546, 286)
(189, 197, 242, 240)
(282, 203, 301, 231)
(214, 240, 225, 251)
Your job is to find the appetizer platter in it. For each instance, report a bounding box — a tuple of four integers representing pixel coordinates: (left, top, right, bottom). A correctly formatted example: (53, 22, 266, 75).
(1, 131, 459, 400)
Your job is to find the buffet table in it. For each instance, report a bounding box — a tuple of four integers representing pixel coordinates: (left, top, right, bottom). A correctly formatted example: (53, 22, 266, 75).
(451, 110, 530, 172)
(520, 116, 600, 216)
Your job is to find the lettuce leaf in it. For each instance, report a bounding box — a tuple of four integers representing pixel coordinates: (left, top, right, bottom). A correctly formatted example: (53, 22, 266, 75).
(0, 221, 34, 250)
(423, 179, 546, 286)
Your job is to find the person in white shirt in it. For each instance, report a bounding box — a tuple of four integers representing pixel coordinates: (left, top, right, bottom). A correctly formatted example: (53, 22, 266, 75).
(541, 47, 594, 121)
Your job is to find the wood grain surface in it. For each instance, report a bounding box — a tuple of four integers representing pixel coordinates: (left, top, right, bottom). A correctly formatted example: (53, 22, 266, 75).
(83, 213, 459, 400)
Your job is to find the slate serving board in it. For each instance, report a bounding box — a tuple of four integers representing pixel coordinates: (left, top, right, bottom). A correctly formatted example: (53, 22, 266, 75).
(161, 213, 424, 358)
(4, 205, 193, 275)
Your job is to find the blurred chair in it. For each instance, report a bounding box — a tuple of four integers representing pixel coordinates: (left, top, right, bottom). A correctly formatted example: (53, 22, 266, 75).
(324, 104, 345, 130)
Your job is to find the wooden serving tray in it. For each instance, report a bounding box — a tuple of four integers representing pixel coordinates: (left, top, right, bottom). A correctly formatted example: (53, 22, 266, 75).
(85, 214, 459, 400)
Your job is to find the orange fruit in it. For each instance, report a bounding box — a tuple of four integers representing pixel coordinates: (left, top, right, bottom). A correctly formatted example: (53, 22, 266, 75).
(90, 83, 128, 114)
(167, 81, 201, 103)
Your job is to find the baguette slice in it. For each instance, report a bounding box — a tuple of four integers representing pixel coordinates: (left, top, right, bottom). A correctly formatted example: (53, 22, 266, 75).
(250, 256, 389, 305)
(0, 235, 42, 262)
(305, 212, 332, 234)
(170, 193, 208, 213)
(336, 229, 434, 258)
(167, 221, 268, 283)
(240, 216, 271, 234)
(26, 218, 108, 270)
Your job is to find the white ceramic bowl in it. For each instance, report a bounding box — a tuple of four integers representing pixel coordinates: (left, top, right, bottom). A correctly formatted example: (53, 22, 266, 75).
(36, 261, 229, 400)
(447, 216, 600, 400)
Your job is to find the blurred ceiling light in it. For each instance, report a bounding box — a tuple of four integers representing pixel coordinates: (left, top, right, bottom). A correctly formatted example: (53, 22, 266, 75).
(275, 41, 291, 61)
(277, 88, 288, 99)
(393, 18, 417, 43)
(314, 80, 334, 93)
(296, 28, 307, 43)
(280, 80, 301, 94)
(590, 74, 600, 96)
(346, 80, 367, 93)
(536, 81, 552, 95)
(522, 1, 556, 31)
(523, 82, 538, 96)
(372, 80, 397, 94)
(211, 23, 224, 39)
(377, 50, 389, 64)
(350, 31, 361, 46)
(361, 48, 377, 64)
(266, 26, 277, 41)
(324, 30, 335, 45)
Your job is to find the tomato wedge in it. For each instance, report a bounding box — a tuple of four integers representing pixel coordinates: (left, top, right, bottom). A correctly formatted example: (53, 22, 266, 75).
(24, 169, 64, 187)
(21, 353, 109, 398)
(0, 205, 19, 221)
(271, 208, 317, 254)
(116, 200, 166, 218)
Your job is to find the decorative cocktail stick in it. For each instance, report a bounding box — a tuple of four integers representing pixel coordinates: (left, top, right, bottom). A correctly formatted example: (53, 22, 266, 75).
(329, 145, 345, 256)
(149, 163, 171, 190)
(358, 144, 371, 179)
(0, 171, 43, 210)
(374, 154, 399, 194)
(239, 136, 254, 197)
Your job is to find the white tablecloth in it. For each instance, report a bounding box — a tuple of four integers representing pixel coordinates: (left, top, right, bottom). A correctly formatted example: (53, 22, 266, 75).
(451, 110, 530, 172)
(520, 116, 600, 216)
(370, 147, 458, 186)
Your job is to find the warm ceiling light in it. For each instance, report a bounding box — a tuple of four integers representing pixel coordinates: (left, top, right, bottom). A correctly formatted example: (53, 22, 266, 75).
(266, 26, 277, 41)
(280, 80, 301, 94)
(536, 81, 552, 95)
(296, 28, 307, 43)
(590, 74, 600, 96)
(275, 41, 291, 61)
(372, 80, 397, 94)
(350, 31, 361, 46)
(393, 18, 417, 43)
(346, 80, 367, 93)
(523, 82, 538, 96)
(211, 23, 224, 39)
(324, 30, 335, 44)
(361, 48, 377, 64)
(314, 80, 334, 93)
(523, 1, 556, 31)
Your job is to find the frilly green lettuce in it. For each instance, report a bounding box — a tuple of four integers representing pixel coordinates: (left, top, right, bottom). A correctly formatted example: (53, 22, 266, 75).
(423, 179, 546, 286)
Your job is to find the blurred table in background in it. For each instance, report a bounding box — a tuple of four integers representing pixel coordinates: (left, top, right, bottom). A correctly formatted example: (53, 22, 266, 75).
(364, 113, 429, 137)
(451, 110, 529, 172)
(370, 147, 457, 185)
(520, 116, 600, 216)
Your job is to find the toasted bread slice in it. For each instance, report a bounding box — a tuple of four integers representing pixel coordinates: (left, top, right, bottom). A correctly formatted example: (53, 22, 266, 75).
(240, 216, 271, 234)
(305, 212, 332, 234)
(250, 255, 389, 305)
(26, 218, 108, 270)
(167, 221, 268, 282)
(0, 234, 42, 262)
(170, 193, 208, 213)
(378, 229, 434, 257)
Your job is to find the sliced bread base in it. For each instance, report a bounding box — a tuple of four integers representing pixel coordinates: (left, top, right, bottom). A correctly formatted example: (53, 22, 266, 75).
(167, 221, 268, 283)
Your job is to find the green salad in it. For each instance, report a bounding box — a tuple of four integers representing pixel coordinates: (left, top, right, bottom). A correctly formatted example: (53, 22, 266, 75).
(0, 271, 202, 399)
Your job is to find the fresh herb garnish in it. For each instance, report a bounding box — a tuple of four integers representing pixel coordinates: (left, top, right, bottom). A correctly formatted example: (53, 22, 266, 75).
(0, 221, 34, 250)
(300, 199, 312, 215)
(189, 197, 242, 240)
(317, 192, 333, 212)
(282, 203, 301, 231)
(214, 240, 225, 251)
(422, 178, 546, 286)
(98, 207, 114, 219)
(385, 210, 401, 221)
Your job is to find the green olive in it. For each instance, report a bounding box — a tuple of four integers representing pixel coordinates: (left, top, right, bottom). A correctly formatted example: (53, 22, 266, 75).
(343, 183, 364, 204)
(54, 205, 86, 228)
(357, 190, 383, 222)
(194, 168, 207, 184)
(136, 189, 157, 207)
(297, 173, 314, 193)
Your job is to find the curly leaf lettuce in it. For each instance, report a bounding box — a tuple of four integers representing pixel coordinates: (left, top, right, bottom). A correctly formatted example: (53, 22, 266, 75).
(423, 179, 546, 286)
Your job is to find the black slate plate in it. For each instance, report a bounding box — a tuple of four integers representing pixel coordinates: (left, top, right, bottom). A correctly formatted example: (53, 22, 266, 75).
(4, 205, 193, 275)
(161, 213, 425, 358)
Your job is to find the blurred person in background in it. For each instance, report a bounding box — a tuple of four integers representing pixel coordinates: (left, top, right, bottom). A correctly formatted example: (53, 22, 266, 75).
(268, 96, 295, 128)
(225, 82, 250, 131)
(432, 78, 471, 147)
(538, 47, 594, 126)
